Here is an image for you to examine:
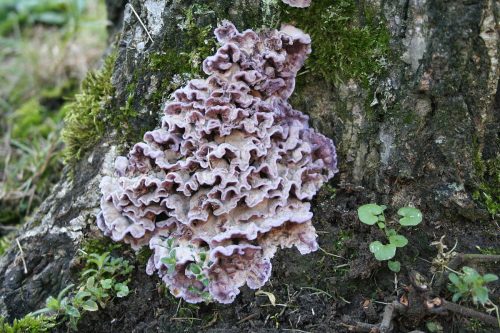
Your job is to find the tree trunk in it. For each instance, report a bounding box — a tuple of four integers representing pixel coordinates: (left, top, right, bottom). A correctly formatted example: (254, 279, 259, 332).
(1, 0, 498, 332)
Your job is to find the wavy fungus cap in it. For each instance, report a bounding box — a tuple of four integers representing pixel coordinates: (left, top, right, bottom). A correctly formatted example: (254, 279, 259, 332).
(97, 21, 337, 304)
(282, 0, 312, 7)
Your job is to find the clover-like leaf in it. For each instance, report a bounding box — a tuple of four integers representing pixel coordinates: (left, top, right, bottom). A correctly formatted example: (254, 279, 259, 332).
(369, 241, 396, 261)
(386, 228, 397, 237)
(115, 283, 129, 298)
(388, 260, 401, 273)
(358, 204, 385, 225)
(100, 279, 113, 289)
(389, 234, 408, 248)
(397, 207, 422, 226)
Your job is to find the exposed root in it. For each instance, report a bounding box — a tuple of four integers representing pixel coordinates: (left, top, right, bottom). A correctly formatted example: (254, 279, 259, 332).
(342, 254, 500, 332)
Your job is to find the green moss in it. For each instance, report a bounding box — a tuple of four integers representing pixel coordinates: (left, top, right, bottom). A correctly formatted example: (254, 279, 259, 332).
(79, 237, 123, 256)
(472, 149, 500, 217)
(61, 54, 116, 164)
(279, 0, 390, 86)
(147, 4, 218, 103)
(62, 52, 142, 165)
(0, 233, 14, 256)
(0, 315, 56, 333)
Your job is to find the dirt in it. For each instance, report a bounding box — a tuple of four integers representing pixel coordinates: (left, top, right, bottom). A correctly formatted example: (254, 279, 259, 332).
(66, 186, 499, 333)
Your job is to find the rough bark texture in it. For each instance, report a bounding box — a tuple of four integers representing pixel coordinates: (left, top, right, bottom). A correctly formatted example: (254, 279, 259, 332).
(0, 0, 498, 332)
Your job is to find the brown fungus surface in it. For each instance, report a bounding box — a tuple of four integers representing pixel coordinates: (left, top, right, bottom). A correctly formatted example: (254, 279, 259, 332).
(97, 21, 337, 304)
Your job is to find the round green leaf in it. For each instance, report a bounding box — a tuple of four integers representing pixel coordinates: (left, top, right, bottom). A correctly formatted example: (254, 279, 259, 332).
(388, 260, 401, 272)
(389, 234, 408, 248)
(82, 300, 99, 312)
(100, 279, 113, 289)
(369, 241, 396, 261)
(116, 284, 129, 298)
(358, 204, 385, 225)
(386, 228, 397, 237)
(397, 207, 422, 226)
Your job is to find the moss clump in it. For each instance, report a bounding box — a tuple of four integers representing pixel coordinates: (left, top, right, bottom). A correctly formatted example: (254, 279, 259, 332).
(0, 315, 56, 333)
(61, 54, 115, 164)
(279, 0, 390, 86)
(472, 151, 500, 217)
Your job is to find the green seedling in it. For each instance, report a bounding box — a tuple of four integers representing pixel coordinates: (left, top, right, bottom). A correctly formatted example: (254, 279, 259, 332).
(160, 238, 213, 302)
(31, 250, 132, 330)
(358, 204, 422, 272)
(448, 267, 498, 305)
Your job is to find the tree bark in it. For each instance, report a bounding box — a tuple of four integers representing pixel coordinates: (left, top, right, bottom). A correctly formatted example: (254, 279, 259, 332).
(0, 0, 498, 332)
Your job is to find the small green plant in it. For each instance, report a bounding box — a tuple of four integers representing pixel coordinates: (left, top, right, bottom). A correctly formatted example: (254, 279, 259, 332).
(32, 250, 132, 330)
(357, 204, 422, 272)
(0, 314, 56, 333)
(448, 267, 498, 305)
(448, 266, 500, 327)
(160, 238, 212, 302)
(31, 284, 81, 329)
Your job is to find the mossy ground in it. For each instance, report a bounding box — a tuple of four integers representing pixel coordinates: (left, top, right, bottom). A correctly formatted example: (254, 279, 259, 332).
(0, 314, 56, 333)
(473, 150, 500, 218)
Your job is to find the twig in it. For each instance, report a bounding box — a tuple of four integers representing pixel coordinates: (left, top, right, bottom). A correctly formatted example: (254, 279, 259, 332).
(319, 246, 345, 259)
(127, 4, 154, 43)
(202, 312, 218, 329)
(173, 299, 182, 318)
(430, 299, 499, 328)
(379, 302, 396, 333)
(340, 321, 378, 332)
(16, 238, 28, 274)
(379, 301, 407, 333)
(236, 312, 259, 324)
(170, 317, 202, 321)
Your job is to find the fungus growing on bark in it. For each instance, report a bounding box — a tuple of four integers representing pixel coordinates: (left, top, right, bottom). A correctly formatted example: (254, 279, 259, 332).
(282, 0, 311, 8)
(97, 21, 337, 304)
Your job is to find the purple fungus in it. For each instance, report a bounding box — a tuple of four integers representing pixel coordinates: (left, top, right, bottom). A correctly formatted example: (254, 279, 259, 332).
(97, 21, 337, 304)
(282, 0, 312, 8)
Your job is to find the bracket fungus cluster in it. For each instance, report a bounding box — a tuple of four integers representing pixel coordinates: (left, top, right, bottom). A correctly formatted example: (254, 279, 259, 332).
(97, 21, 337, 304)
